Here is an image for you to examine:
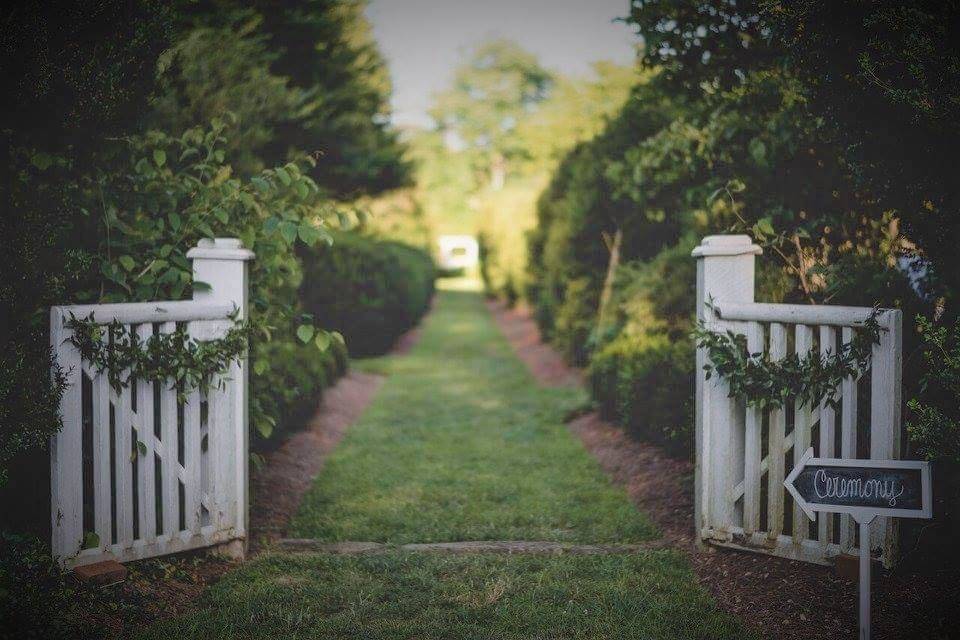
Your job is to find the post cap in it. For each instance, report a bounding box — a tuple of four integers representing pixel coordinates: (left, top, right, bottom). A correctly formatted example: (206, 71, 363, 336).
(186, 237, 255, 261)
(691, 235, 762, 258)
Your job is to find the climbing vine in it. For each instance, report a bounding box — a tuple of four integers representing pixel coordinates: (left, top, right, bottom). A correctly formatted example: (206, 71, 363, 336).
(692, 309, 883, 410)
(65, 312, 251, 397)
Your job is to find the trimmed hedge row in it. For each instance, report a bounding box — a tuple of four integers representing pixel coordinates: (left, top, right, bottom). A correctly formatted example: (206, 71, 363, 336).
(299, 232, 436, 357)
(588, 334, 694, 458)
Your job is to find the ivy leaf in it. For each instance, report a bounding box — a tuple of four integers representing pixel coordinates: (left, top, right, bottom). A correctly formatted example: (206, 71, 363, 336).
(118, 255, 136, 272)
(153, 149, 166, 167)
(137, 440, 147, 456)
(296, 324, 315, 344)
(331, 331, 345, 346)
(253, 360, 269, 375)
(169, 212, 182, 232)
(314, 331, 331, 352)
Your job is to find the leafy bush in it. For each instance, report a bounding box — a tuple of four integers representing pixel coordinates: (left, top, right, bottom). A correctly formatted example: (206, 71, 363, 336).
(589, 334, 695, 458)
(585, 244, 698, 457)
(908, 316, 960, 463)
(0, 533, 94, 639)
(299, 232, 435, 357)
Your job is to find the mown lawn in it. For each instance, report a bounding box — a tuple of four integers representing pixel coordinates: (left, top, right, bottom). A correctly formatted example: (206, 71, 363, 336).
(288, 284, 655, 543)
(138, 551, 750, 640)
(136, 282, 752, 639)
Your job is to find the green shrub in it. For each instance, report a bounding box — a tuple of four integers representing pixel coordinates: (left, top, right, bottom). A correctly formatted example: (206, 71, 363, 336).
(0, 533, 95, 639)
(251, 335, 348, 448)
(589, 333, 695, 458)
(584, 241, 698, 457)
(908, 315, 960, 463)
(553, 277, 599, 367)
(299, 232, 435, 357)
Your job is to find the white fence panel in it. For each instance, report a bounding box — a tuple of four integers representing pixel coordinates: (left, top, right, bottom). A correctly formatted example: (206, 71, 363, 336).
(693, 235, 904, 568)
(50, 239, 253, 568)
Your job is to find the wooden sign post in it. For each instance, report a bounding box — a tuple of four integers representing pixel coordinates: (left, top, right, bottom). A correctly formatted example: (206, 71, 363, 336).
(785, 448, 932, 640)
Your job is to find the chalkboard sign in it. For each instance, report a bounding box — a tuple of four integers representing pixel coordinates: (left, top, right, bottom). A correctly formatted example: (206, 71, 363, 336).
(784, 448, 932, 522)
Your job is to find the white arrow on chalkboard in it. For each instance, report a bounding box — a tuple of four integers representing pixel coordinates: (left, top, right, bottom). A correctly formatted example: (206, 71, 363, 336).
(784, 448, 932, 524)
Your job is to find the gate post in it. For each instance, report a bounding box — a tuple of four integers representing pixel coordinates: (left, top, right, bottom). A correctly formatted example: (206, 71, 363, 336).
(692, 235, 761, 544)
(187, 238, 254, 558)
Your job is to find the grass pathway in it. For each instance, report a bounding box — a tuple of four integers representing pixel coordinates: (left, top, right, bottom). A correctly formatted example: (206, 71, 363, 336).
(138, 283, 752, 639)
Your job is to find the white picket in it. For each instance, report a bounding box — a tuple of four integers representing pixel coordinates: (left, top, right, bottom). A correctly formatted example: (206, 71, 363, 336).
(89, 362, 111, 551)
(160, 321, 180, 539)
(818, 325, 837, 547)
(792, 325, 814, 545)
(50, 308, 83, 561)
(111, 332, 134, 551)
(767, 323, 788, 541)
(742, 322, 764, 536)
(870, 310, 903, 566)
(136, 324, 157, 544)
(839, 326, 859, 554)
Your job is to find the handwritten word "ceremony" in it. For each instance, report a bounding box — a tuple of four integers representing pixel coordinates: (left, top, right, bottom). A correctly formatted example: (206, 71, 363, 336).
(813, 470, 906, 507)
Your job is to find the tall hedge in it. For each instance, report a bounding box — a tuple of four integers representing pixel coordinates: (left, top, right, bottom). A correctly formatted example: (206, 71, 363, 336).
(299, 232, 435, 356)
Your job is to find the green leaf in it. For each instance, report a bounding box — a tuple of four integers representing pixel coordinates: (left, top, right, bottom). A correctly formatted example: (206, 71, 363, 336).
(118, 255, 136, 272)
(30, 152, 55, 171)
(275, 167, 292, 186)
(754, 217, 775, 237)
(82, 531, 100, 550)
(314, 331, 331, 352)
(137, 440, 147, 456)
(255, 416, 275, 439)
(298, 223, 322, 246)
(153, 149, 166, 167)
(294, 180, 309, 200)
(263, 216, 280, 234)
(296, 324, 315, 343)
(251, 176, 270, 194)
(331, 331, 345, 346)
(748, 138, 768, 166)
(279, 221, 299, 245)
(253, 360, 269, 376)
(169, 212, 182, 232)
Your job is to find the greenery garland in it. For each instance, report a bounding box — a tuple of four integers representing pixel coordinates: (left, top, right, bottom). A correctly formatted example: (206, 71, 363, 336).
(692, 309, 882, 410)
(65, 312, 251, 398)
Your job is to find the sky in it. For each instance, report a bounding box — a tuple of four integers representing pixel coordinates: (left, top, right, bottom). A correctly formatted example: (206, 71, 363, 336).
(365, 0, 639, 129)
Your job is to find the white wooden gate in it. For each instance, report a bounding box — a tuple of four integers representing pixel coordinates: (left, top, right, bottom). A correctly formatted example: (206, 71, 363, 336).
(693, 235, 903, 567)
(50, 238, 253, 567)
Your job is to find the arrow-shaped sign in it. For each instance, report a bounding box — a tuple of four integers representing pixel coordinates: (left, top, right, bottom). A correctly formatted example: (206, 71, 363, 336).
(784, 449, 933, 640)
(784, 448, 931, 524)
